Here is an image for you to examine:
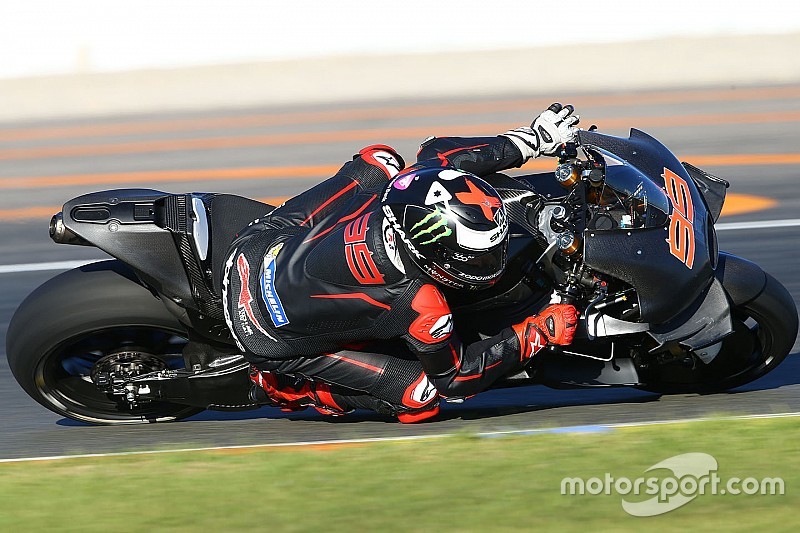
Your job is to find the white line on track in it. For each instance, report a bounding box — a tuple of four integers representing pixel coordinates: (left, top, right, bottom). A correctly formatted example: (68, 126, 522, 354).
(0, 259, 104, 274)
(0, 218, 797, 275)
(715, 218, 800, 231)
(1, 411, 799, 464)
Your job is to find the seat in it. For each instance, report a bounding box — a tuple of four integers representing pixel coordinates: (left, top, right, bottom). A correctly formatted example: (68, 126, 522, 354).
(207, 194, 275, 295)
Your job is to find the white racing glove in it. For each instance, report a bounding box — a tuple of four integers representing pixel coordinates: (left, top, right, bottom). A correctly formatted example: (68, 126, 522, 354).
(502, 103, 580, 161)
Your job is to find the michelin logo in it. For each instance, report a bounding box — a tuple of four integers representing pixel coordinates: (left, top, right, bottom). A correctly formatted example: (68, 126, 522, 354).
(260, 243, 290, 327)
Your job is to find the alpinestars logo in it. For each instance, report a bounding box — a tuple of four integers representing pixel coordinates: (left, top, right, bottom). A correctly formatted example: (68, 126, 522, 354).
(375, 153, 402, 176)
(530, 329, 546, 356)
(404, 373, 438, 408)
(361, 148, 401, 179)
(236, 254, 275, 339)
(430, 314, 453, 339)
(413, 378, 437, 404)
(410, 207, 452, 245)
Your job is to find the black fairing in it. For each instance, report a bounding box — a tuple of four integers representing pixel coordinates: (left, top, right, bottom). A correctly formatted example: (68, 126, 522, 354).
(713, 252, 767, 306)
(534, 351, 641, 387)
(648, 277, 733, 358)
(682, 162, 729, 223)
(62, 189, 194, 304)
(578, 129, 714, 324)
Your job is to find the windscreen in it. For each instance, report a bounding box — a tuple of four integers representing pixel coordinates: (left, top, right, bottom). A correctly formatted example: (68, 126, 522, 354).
(591, 149, 670, 230)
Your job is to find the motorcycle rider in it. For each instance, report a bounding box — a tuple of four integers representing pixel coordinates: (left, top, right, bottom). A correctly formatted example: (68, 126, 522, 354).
(223, 104, 580, 423)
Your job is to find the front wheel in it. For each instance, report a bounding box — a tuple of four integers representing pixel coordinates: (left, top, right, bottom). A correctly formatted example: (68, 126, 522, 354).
(639, 272, 798, 394)
(6, 261, 204, 424)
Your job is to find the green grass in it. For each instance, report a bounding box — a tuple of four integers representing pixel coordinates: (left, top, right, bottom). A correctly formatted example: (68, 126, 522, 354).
(0, 417, 798, 532)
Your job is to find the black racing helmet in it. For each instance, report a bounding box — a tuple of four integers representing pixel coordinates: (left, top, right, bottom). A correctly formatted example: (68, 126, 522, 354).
(381, 165, 509, 290)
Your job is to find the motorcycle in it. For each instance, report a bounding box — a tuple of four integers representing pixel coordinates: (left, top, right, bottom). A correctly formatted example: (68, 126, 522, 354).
(6, 127, 798, 424)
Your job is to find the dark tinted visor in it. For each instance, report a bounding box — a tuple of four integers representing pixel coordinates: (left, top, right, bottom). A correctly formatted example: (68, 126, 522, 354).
(442, 240, 508, 286)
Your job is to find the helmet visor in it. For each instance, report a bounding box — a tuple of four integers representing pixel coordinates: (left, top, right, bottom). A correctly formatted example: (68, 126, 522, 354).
(441, 240, 508, 286)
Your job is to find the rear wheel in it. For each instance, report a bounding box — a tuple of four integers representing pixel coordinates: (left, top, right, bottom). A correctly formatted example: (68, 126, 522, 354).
(6, 261, 203, 424)
(640, 273, 798, 394)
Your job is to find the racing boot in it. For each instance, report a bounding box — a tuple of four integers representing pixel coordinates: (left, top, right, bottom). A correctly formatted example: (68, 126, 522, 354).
(396, 405, 440, 424)
(249, 366, 348, 416)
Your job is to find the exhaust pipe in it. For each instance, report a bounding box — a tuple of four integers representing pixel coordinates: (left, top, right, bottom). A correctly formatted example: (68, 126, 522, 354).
(50, 212, 91, 246)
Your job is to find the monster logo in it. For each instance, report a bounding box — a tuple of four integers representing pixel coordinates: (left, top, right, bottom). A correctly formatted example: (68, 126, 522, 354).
(410, 207, 452, 245)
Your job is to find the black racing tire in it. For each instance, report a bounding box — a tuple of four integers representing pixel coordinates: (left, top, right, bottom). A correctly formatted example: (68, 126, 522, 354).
(639, 272, 798, 394)
(6, 260, 204, 424)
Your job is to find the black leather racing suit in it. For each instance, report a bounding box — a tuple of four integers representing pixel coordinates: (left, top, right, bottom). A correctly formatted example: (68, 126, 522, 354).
(223, 136, 531, 421)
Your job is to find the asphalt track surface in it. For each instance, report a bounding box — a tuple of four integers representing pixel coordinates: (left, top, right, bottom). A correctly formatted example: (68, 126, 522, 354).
(1, 85, 799, 460)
